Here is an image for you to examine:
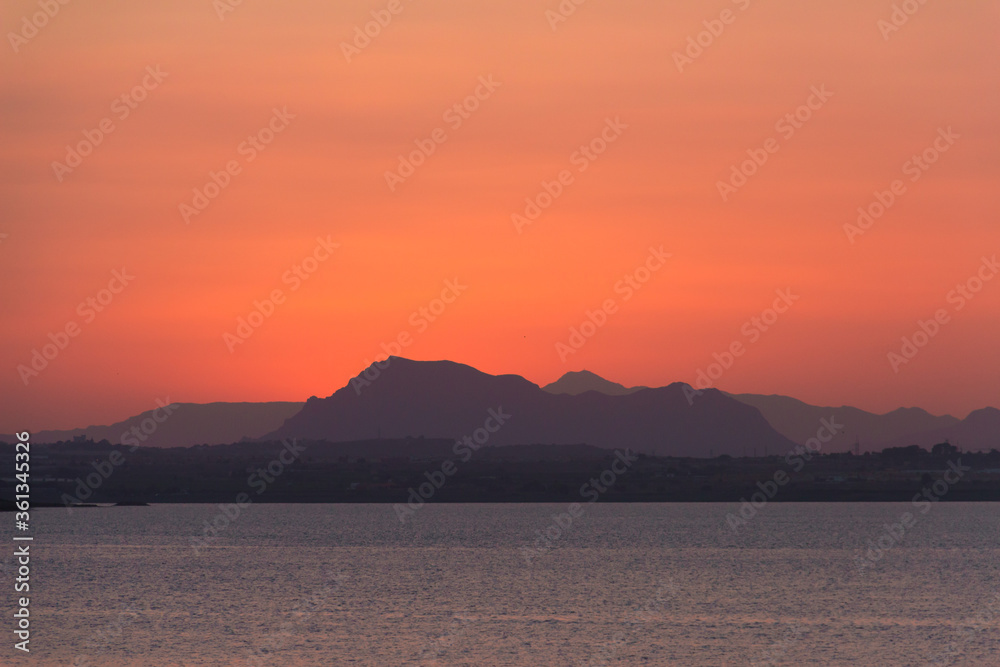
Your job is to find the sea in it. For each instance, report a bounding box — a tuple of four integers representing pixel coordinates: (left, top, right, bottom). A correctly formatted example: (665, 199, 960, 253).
(11, 503, 1000, 665)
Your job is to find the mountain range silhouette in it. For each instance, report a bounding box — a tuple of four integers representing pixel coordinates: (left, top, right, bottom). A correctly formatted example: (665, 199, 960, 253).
(7, 357, 997, 454)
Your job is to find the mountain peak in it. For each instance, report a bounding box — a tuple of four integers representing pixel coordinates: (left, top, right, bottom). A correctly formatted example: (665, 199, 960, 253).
(962, 406, 1000, 427)
(341, 356, 539, 400)
(541, 369, 645, 396)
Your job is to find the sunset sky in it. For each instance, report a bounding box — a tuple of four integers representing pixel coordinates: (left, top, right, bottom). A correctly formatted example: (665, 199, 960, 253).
(2, 0, 998, 432)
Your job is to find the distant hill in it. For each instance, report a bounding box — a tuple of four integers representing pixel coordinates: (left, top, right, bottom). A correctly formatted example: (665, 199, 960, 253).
(539, 369, 999, 453)
(542, 370, 646, 396)
(729, 393, 998, 452)
(4, 402, 303, 448)
(876, 406, 1000, 451)
(725, 393, 956, 452)
(264, 357, 795, 457)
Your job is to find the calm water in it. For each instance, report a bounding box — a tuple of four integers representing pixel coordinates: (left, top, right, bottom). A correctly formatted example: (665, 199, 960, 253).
(10, 503, 1000, 665)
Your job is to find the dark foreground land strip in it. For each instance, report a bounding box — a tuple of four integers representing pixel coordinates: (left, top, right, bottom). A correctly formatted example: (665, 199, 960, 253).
(3, 438, 999, 507)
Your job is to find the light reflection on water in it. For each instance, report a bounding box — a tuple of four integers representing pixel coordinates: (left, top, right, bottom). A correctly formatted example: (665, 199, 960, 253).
(25, 503, 1000, 665)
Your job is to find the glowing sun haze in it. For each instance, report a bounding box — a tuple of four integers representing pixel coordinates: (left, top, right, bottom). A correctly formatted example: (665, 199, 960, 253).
(1, 0, 998, 432)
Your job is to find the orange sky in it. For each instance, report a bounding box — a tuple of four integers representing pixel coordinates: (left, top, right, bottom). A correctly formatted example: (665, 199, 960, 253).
(2, 0, 999, 432)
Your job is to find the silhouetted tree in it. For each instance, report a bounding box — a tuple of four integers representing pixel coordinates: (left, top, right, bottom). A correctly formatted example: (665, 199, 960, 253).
(931, 441, 959, 457)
